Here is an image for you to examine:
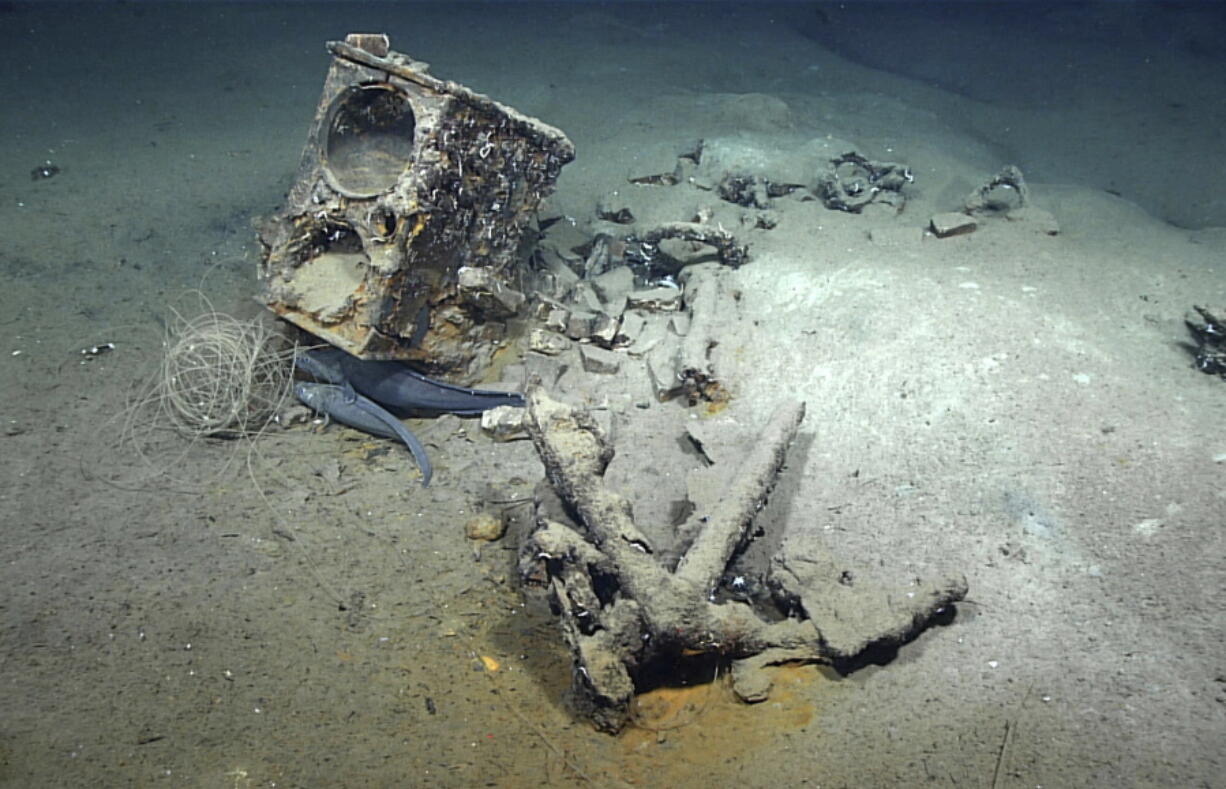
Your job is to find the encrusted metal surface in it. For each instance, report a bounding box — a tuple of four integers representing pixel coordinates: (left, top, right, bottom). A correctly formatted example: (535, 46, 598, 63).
(257, 33, 574, 378)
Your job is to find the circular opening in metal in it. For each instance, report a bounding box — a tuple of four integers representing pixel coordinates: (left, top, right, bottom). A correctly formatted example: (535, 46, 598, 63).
(323, 83, 416, 198)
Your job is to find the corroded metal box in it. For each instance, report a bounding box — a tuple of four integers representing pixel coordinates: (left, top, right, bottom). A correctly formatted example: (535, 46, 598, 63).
(257, 33, 574, 378)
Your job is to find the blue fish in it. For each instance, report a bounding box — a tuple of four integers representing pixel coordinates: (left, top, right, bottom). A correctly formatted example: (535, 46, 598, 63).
(295, 347, 524, 416)
(295, 381, 432, 487)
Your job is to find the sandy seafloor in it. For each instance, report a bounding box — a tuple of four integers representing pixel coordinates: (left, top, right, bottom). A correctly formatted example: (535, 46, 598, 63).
(1, 1, 1224, 787)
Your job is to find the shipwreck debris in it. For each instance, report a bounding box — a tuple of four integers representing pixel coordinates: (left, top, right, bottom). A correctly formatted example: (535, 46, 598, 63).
(964, 164, 1031, 215)
(256, 32, 574, 379)
(930, 165, 1059, 237)
(815, 151, 913, 214)
(1185, 304, 1226, 378)
(643, 263, 738, 405)
(520, 387, 967, 733)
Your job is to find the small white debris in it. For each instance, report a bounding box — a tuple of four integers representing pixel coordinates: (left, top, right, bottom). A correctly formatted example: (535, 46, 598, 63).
(80, 342, 115, 357)
(481, 405, 525, 441)
(1132, 518, 1163, 536)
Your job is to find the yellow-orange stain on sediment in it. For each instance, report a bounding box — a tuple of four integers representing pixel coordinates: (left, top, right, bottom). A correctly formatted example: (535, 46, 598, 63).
(617, 664, 821, 785)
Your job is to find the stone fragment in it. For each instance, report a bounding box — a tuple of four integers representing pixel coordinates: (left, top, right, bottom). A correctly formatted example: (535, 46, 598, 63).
(527, 329, 570, 356)
(590, 313, 620, 347)
(627, 287, 683, 311)
(480, 404, 526, 441)
(750, 210, 779, 229)
(930, 212, 977, 238)
(730, 655, 775, 703)
(457, 265, 525, 316)
(579, 344, 622, 375)
(603, 294, 628, 320)
(964, 164, 1029, 214)
(564, 310, 599, 339)
(591, 265, 635, 307)
(580, 233, 624, 278)
(464, 512, 507, 541)
(615, 311, 646, 347)
(570, 281, 605, 314)
(596, 194, 635, 224)
(626, 313, 670, 357)
(530, 298, 553, 321)
(274, 403, 314, 429)
(534, 242, 582, 296)
(645, 344, 682, 401)
(545, 307, 569, 333)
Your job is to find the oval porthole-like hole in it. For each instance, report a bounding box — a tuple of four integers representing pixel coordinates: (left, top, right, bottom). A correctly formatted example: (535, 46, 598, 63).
(322, 83, 416, 198)
(371, 207, 398, 239)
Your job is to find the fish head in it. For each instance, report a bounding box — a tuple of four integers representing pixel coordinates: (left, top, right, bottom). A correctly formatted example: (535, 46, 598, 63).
(294, 348, 345, 384)
(294, 382, 324, 411)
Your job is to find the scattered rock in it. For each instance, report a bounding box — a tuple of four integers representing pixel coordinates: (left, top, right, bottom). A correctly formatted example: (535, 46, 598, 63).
(589, 313, 621, 347)
(591, 265, 635, 306)
(815, 151, 913, 214)
(570, 281, 605, 314)
(627, 287, 683, 311)
(1186, 304, 1226, 378)
(580, 344, 623, 374)
(481, 404, 527, 442)
(751, 210, 780, 230)
(964, 164, 1029, 215)
(527, 328, 570, 356)
(275, 403, 314, 429)
(930, 212, 978, 238)
(730, 656, 775, 703)
(565, 309, 599, 339)
(457, 265, 525, 316)
(627, 313, 671, 357)
(615, 311, 647, 347)
(465, 512, 507, 542)
(533, 243, 582, 298)
(544, 307, 569, 333)
(596, 194, 635, 224)
(645, 344, 682, 401)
